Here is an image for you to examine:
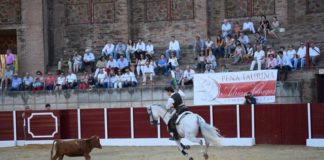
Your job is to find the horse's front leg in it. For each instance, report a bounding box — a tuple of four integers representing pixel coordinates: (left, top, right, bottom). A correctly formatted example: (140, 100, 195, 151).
(175, 140, 193, 160)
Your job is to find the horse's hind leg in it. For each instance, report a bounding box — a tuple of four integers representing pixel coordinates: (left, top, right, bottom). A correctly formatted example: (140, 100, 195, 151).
(175, 140, 193, 160)
(203, 138, 210, 160)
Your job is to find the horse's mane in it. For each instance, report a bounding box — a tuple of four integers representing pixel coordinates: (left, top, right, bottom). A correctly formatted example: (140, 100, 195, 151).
(151, 104, 167, 110)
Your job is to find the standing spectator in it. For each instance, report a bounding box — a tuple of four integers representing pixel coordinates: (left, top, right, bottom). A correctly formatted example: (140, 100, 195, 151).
(206, 50, 217, 70)
(57, 58, 63, 73)
(296, 42, 306, 69)
(79, 71, 90, 90)
(276, 51, 293, 81)
(45, 104, 51, 110)
(196, 51, 206, 73)
(266, 54, 277, 69)
(106, 55, 118, 73)
(309, 43, 321, 66)
(286, 45, 298, 70)
(221, 19, 232, 38)
(242, 17, 256, 34)
(116, 55, 129, 72)
(134, 38, 146, 58)
(10, 73, 22, 91)
(170, 67, 183, 87)
(66, 71, 78, 89)
(142, 62, 155, 85)
(167, 52, 179, 71)
(166, 36, 181, 59)
(126, 40, 136, 61)
(232, 43, 245, 65)
(22, 72, 33, 91)
(181, 65, 195, 86)
(114, 40, 126, 59)
(102, 41, 115, 57)
(145, 40, 154, 56)
(32, 71, 44, 91)
(250, 45, 265, 70)
(5, 49, 16, 73)
(215, 35, 225, 58)
(204, 64, 215, 73)
(193, 35, 205, 59)
(83, 48, 95, 72)
(44, 72, 56, 91)
(72, 52, 82, 73)
(55, 72, 66, 90)
(155, 54, 168, 75)
(122, 68, 137, 87)
(244, 92, 256, 104)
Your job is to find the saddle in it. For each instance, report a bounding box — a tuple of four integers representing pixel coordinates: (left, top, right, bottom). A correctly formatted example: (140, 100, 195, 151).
(175, 111, 192, 125)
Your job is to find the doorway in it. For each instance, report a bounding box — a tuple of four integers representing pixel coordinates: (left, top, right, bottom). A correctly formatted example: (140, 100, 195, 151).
(0, 29, 17, 54)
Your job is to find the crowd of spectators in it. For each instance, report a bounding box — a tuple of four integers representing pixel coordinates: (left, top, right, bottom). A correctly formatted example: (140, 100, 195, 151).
(0, 15, 322, 92)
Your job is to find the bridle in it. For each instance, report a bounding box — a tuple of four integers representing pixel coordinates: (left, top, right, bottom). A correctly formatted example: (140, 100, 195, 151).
(148, 104, 174, 126)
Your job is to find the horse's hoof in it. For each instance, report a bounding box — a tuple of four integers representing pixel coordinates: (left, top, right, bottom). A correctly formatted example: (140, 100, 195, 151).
(189, 157, 194, 160)
(204, 153, 209, 160)
(184, 145, 190, 150)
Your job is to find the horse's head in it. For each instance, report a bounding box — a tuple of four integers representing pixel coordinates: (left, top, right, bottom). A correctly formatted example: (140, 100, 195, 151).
(146, 104, 159, 126)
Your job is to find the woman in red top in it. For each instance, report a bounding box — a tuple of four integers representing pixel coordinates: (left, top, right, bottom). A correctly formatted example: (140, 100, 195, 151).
(44, 72, 56, 91)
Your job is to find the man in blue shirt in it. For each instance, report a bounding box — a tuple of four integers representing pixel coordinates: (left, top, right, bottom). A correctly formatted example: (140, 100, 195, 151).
(117, 55, 129, 72)
(11, 73, 22, 91)
(276, 51, 292, 81)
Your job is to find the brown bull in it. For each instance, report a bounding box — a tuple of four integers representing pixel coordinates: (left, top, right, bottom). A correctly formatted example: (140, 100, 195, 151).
(50, 135, 102, 160)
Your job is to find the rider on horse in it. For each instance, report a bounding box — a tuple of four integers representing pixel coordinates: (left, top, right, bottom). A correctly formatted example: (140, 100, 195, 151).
(164, 86, 189, 140)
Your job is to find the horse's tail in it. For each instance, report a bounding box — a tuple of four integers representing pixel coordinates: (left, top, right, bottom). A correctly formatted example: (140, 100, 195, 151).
(50, 140, 56, 160)
(197, 115, 222, 146)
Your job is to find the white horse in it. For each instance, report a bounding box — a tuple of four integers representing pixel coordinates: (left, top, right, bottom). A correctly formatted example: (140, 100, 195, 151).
(146, 104, 222, 160)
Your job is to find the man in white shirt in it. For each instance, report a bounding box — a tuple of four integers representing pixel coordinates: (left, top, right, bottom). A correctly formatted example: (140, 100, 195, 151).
(309, 43, 321, 66)
(204, 64, 215, 73)
(66, 71, 77, 89)
(222, 19, 232, 38)
(205, 37, 215, 53)
(142, 62, 155, 85)
(102, 41, 115, 57)
(296, 42, 306, 69)
(238, 32, 250, 46)
(22, 72, 33, 90)
(106, 55, 118, 72)
(286, 45, 298, 70)
(95, 69, 107, 88)
(114, 40, 126, 59)
(242, 17, 256, 34)
(83, 48, 96, 72)
(276, 51, 293, 81)
(166, 36, 181, 59)
(122, 68, 137, 87)
(250, 45, 265, 70)
(145, 40, 154, 55)
(181, 65, 195, 86)
(135, 38, 146, 58)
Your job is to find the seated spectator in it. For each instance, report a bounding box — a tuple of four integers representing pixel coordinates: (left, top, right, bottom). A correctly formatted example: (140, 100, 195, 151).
(170, 67, 183, 87)
(256, 32, 267, 47)
(206, 49, 217, 70)
(87, 73, 96, 89)
(45, 103, 51, 110)
(116, 55, 129, 72)
(66, 71, 78, 89)
(145, 40, 154, 56)
(196, 51, 206, 73)
(22, 72, 33, 91)
(232, 43, 245, 65)
(250, 45, 265, 70)
(258, 15, 279, 39)
(243, 43, 254, 63)
(10, 73, 22, 91)
(142, 61, 155, 85)
(309, 42, 321, 66)
(167, 52, 179, 71)
(204, 64, 215, 73)
(114, 40, 126, 59)
(106, 70, 116, 88)
(32, 71, 44, 91)
(233, 21, 241, 37)
(296, 42, 306, 69)
(193, 35, 205, 59)
(95, 68, 107, 88)
(181, 65, 195, 86)
(57, 58, 63, 73)
(221, 19, 232, 38)
(122, 68, 137, 87)
(242, 17, 256, 34)
(83, 48, 95, 72)
(215, 35, 225, 58)
(126, 40, 136, 61)
(276, 51, 293, 81)
(106, 55, 118, 74)
(134, 38, 146, 59)
(55, 72, 66, 90)
(136, 54, 146, 77)
(205, 37, 216, 56)
(72, 52, 82, 73)
(155, 54, 168, 75)
(286, 45, 298, 70)
(266, 54, 277, 69)
(238, 32, 250, 48)
(96, 56, 107, 69)
(245, 92, 256, 104)
(102, 41, 115, 57)
(166, 36, 181, 59)
(79, 71, 90, 90)
(114, 70, 123, 88)
(44, 72, 56, 91)
(224, 35, 235, 58)
(271, 16, 280, 33)
(266, 46, 276, 57)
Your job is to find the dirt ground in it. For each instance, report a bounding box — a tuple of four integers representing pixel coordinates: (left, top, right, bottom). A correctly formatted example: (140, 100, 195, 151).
(0, 144, 323, 160)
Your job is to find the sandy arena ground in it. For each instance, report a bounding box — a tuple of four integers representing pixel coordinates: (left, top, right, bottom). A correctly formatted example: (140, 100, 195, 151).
(0, 144, 323, 160)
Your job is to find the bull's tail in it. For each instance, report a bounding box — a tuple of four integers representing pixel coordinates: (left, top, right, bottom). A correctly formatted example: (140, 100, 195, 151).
(197, 115, 222, 146)
(50, 140, 56, 160)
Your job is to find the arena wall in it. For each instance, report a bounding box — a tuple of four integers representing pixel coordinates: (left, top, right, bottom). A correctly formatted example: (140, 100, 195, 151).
(0, 103, 323, 147)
